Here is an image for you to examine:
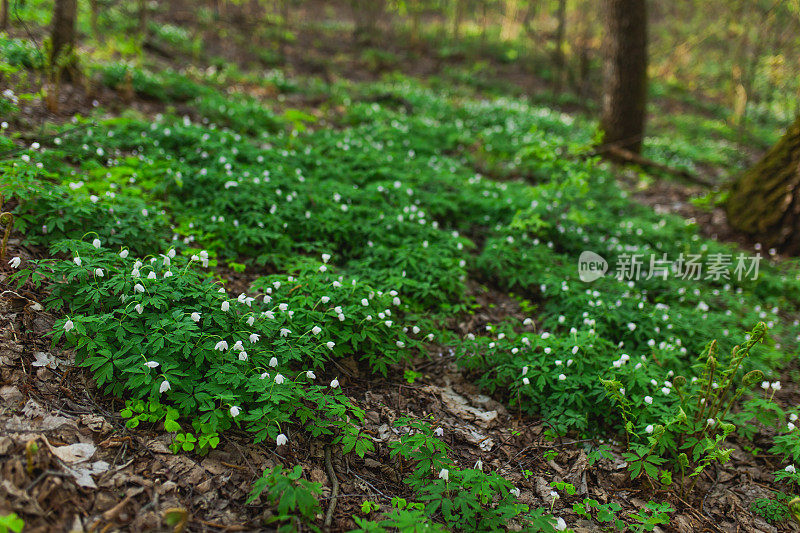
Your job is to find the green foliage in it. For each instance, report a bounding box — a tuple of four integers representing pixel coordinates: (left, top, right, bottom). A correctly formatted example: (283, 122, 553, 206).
(628, 502, 674, 532)
(0, 35, 46, 69)
(587, 444, 614, 466)
(3, 157, 171, 256)
(247, 465, 322, 531)
(3, 45, 800, 532)
(602, 323, 769, 495)
(774, 466, 800, 488)
(750, 496, 790, 524)
(5, 70, 799, 472)
(771, 419, 800, 463)
(360, 500, 381, 515)
(352, 498, 448, 533)
(0, 513, 24, 533)
(572, 498, 625, 530)
(147, 22, 202, 57)
(16, 240, 407, 448)
(387, 416, 559, 532)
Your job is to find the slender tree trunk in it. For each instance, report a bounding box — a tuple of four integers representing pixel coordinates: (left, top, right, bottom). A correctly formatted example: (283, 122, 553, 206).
(521, 1, 538, 51)
(451, 0, 463, 40)
(599, 0, 648, 154)
(50, 0, 78, 71)
(47, 0, 78, 111)
(90, 0, 100, 40)
(351, 0, 384, 45)
(138, 0, 148, 37)
(280, 0, 290, 58)
(501, 0, 520, 41)
(411, 6, 421, 45)
(575, 0, 593, 97)
(553, 0, 567, 92)
(481, 0, 488, 45)
(727, 116, 800, 254)
(1, 0, 9, 30)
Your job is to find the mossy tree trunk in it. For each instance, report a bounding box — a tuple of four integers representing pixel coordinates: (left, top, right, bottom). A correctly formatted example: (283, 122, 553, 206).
(727, 115, 800, 254)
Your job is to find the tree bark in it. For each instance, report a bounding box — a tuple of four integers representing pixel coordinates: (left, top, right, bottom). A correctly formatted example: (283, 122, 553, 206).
(411, 5, 421, 45)
(90, 0, 100, 40)
(138, 0, 148, 38)
(726, 116, 800, 254)
(1, 0, 9, 30)
(553, 0, 567, 93)
(50, 0, 78, 70)
(279, 0, 290, 58)
(351, 0, 385, 45)
(451, 0, 463, 40)
(500, 0, 520, 41)
(481, 0, 488, 44)
(599, 0, 648, 154)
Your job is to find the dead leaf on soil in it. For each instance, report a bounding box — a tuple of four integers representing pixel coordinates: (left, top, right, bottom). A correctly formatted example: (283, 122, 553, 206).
(429, 386, 499, 427)
(47, 441, 96, 463)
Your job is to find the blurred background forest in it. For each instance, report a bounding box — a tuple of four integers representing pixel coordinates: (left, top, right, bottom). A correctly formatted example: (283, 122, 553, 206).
(2, 0, 798, 140)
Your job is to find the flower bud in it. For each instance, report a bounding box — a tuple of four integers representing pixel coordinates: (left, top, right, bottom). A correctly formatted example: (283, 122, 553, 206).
(742, 370, 764, 388)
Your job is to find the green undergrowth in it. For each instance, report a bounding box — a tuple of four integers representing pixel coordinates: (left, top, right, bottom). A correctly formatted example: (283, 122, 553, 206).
(17, 242, 416, 454)
(6, 74, 800, 432)
(4, 65, 800, 530)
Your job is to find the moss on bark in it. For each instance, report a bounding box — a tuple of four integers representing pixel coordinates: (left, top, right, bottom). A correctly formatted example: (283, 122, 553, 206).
(727, 116, 800, 254)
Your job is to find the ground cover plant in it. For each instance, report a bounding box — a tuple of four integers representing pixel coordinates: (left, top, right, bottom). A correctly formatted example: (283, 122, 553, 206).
(5, 73, 800, 529)
(2, 2, 800, 531)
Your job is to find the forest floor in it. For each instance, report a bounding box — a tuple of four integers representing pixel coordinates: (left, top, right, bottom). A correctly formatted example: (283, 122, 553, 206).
(2, 5, 800, 533)
(3, 251, 798, 532)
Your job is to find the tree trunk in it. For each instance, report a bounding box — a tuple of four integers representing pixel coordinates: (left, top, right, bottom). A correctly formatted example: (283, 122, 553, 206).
(90, 0, 100, 40)
(451, 0, 463, 40)
(500, 0, 520, 41)
(1, 0, 9, 30)
(599, 0, 647, 154)
(351, 0, 385, 45)
(553, 0, 567, 93)
(50, 0, 78, 70)
(279, 0, 290, 58)
(411, 6, 421, 45)
(726, 116, 800, 254)
(138, 0, 148, 38)
(481, 0, 488, 45)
